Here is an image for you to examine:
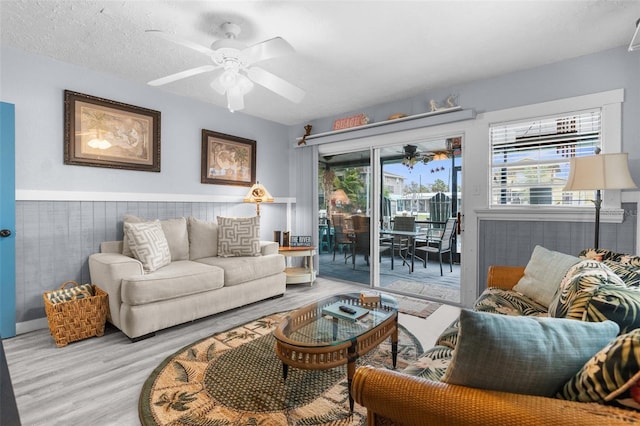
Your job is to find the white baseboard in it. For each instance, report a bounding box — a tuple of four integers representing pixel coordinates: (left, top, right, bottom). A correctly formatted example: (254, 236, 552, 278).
(16, 317, 48, 335)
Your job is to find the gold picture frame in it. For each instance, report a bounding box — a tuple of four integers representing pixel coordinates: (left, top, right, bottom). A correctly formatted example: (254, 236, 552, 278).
(201, 129, 256, 186)
(64, 90, 161, 172)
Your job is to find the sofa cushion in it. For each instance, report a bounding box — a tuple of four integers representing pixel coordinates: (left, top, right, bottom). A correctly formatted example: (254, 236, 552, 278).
(121, 260, 224, 305)
(196, 254, 285, 286)
(188, 217, 218, 259)
(549, 260, 640, 334)
(474, 287, 548, 317)
(558, 328, 640, 411)
(124, 220, 171, 272)
(402, 345, 453, 382)
(513, 245, 580, 307)
(441, 309, 619, 397)
(122, 215, 189, 261)
(217, 216, 261, 257)
(435, 318, 460, 350)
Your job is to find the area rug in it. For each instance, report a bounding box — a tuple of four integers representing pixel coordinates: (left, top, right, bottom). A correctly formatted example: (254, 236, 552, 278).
(139, 311, 424, 425)
(395, 295, 441, 319)
(386, 279, 460, 304)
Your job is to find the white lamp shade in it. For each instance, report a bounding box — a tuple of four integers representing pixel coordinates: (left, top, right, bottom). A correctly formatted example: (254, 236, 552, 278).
(564, 153, 637, 191)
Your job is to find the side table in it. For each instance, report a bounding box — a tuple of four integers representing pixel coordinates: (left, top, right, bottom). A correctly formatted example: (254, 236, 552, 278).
(278, 246, 316, 285)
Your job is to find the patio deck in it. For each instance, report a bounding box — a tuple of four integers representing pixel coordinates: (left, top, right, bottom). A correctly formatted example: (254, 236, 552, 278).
(316, 248, 461, 304)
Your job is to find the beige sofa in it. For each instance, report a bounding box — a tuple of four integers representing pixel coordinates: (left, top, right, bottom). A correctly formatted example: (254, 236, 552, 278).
(88, 216, 286, 341)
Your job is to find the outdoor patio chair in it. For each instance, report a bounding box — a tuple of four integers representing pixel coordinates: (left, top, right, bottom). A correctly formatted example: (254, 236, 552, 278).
(332, 214, 353, 261)
(381, 216, 415, 269)
(414, 217, 457, 275)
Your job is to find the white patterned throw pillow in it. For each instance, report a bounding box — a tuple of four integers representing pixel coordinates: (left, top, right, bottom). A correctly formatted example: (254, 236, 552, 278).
(122, 215, 189, 261)
(124, 220, 171, 272)
(217, 216, 261, 257)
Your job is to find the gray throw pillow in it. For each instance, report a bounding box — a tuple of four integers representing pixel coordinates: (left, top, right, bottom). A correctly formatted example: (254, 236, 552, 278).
(217, 216, 260, 257)
(513, 245, 580, 307)
(159, 217, 189, 261)
(188, 217, 218, 259)
(441, 309, 619, 397)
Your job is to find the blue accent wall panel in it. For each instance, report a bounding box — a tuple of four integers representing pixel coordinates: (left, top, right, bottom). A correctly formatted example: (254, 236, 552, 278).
(0, 102, 16, 338)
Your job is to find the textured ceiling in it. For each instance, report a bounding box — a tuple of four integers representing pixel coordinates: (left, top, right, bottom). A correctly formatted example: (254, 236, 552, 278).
(1, 1, 639, 125)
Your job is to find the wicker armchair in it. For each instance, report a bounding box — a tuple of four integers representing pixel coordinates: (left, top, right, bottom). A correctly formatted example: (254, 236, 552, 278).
(352, 265, 640, 425)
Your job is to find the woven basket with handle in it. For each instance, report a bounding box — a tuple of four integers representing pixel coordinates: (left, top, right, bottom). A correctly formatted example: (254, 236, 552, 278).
(43, 281, 109, 347)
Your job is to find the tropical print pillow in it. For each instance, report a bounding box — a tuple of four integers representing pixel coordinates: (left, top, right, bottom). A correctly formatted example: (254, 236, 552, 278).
(579, 249, 640, 288)
(558, 328, 640, 411)
(548, 260, 618, 318)
(579, 249, 640, 267)
(549, 260, 640, 335)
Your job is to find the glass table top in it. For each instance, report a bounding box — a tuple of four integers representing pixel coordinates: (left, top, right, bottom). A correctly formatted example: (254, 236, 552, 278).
(274, 292, 398, 347)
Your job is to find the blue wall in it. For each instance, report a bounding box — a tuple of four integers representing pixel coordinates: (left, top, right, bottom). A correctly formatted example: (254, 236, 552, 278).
(292, 46, 640, 184)
(0, 46, 291, 198)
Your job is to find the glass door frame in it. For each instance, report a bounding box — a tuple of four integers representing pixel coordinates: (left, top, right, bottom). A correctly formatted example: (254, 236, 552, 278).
(315, 133, 465, 295)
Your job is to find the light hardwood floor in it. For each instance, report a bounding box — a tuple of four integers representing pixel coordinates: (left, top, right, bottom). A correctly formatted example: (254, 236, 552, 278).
(3, 278, 456, 426)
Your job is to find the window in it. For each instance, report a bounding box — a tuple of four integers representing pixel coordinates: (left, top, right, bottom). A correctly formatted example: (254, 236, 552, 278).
(490, 109, 601, 206)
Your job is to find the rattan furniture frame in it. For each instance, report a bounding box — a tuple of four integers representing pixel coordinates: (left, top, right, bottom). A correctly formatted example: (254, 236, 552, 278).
(274, 293, 398, 411)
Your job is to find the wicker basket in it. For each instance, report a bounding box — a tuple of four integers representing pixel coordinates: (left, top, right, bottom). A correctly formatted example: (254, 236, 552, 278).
(43, 281, 109, 347)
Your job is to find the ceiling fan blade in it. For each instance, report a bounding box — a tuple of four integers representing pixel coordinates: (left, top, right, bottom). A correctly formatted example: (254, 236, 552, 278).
(146, 30, 215, 56)
(227, 87, 245, 112)
(242, 37, 295, 65)
(148, 65, 216, 86)
(247, 66, 305, 103)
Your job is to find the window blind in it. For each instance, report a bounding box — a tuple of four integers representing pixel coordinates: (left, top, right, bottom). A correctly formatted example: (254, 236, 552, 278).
(490, 109, 601, 206)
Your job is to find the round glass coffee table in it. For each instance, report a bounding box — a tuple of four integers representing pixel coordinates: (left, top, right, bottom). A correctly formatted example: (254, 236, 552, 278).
(273, 292, 398, 411)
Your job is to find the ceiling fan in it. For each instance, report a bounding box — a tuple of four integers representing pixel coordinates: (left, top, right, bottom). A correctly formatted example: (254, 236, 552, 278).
(146, 22, 305, 112)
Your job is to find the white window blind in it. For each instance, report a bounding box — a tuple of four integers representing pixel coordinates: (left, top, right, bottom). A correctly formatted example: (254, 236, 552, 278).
(490, 109, 601, 206)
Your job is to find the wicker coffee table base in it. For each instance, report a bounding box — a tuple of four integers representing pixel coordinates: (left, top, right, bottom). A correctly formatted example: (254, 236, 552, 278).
(274, 301, 398, 411)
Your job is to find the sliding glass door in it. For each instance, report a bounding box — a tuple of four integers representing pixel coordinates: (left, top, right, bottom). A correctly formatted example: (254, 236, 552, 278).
(318, 149, 372, 287)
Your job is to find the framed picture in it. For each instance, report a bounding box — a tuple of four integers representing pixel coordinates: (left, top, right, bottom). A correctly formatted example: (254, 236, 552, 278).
(201, 129, 256, 186)
(64, 90, 161, 172)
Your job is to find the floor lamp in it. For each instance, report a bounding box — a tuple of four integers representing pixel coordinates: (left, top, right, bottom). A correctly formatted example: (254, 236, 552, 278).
(564, 152, 637, 249)
(244, 181, 274, 216)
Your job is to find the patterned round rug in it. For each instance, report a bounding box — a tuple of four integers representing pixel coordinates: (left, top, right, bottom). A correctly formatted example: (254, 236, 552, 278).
(139, 311, 423, 425)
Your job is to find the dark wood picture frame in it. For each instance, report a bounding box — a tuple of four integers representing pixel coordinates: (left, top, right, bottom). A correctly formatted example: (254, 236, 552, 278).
(201, 129, 256, 186)
(64, 90, 161, 172)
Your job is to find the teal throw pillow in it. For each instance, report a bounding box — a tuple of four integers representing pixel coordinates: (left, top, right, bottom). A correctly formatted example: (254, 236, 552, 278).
(513, 245, 580, 307)
(442, 309, 619, 397)
(558, 329, 640, 411)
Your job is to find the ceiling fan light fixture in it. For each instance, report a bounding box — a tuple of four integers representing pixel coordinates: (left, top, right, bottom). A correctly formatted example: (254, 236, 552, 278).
(219, 69, 238, 89)
(402, 145, 419, 170)
(236, 73, 254, 94)
(146, 22, 305, 111)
